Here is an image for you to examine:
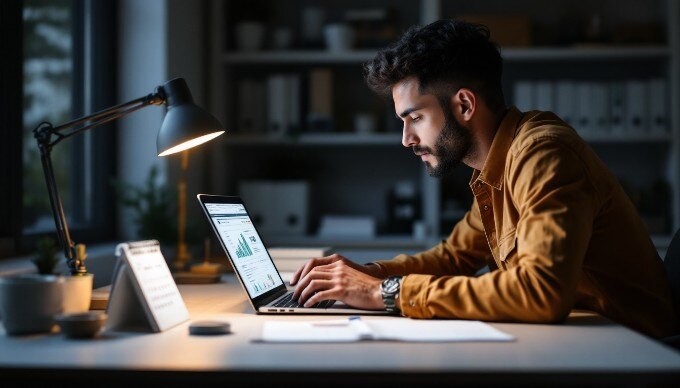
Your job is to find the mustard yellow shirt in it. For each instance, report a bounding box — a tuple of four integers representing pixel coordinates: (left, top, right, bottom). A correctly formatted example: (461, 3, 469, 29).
(375, 107, 676, 339)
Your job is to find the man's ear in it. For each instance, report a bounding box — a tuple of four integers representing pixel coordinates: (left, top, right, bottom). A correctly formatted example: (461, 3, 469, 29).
(452, 88, 476, 123)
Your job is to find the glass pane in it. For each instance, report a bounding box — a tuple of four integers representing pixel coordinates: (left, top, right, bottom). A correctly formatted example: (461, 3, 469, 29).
(23, 0, 74, 233)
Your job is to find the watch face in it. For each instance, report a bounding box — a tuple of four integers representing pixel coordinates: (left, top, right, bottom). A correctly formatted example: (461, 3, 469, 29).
(382, 278, 400, 293)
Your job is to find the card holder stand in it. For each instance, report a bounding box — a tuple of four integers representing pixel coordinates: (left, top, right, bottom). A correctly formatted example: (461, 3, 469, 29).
(104, 240, 190, 333)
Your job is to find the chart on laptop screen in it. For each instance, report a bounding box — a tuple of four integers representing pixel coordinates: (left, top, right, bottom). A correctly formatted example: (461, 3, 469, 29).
(205, 203, 283, 297)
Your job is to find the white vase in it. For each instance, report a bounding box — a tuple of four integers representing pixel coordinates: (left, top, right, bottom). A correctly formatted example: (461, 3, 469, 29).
(324, 24, 354, 52)
(0, 274, 64, 335)
(61, 274, 93, 314)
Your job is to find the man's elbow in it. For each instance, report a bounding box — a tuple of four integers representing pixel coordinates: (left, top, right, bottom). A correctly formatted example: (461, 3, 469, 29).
(529, 297, 572, 324)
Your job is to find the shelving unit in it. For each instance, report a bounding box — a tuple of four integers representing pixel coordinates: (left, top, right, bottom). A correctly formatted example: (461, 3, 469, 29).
(222, 46, 670, 64)
(207, 0, 680, 253)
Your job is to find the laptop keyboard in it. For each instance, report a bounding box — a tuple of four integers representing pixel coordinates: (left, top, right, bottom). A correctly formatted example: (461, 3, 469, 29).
(272, 292, 335, 309)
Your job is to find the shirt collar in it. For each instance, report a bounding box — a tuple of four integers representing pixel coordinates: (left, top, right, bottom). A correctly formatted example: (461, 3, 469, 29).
(469, 106, 523, 191)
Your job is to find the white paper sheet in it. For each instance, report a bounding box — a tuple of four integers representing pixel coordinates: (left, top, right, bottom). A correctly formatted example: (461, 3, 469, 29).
(261, 318, 515, 343)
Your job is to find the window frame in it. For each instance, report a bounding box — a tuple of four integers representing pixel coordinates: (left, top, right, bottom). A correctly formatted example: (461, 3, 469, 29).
(0, 0, 117, 258)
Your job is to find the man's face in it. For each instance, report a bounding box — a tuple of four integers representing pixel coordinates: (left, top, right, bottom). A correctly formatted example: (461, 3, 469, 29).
(392, 78, 472, 177)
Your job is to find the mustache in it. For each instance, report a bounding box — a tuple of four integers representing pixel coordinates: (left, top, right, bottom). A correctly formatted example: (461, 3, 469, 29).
(412, 145, 433, 156)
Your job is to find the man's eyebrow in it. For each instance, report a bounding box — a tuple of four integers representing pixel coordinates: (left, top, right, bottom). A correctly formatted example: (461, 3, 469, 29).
(398, 106, 423, 118)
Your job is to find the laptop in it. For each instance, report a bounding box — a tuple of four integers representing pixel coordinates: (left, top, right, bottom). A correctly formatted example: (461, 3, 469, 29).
(197, 194, 388, 315)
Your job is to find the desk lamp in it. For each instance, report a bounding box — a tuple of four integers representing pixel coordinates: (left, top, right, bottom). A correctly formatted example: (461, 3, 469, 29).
(33, 78, 225, 276)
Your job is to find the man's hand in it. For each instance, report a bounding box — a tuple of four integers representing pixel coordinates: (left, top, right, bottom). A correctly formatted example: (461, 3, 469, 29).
(290, 254, 386, 309)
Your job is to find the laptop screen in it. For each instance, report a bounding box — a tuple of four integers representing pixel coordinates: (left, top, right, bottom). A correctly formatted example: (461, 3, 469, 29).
(203, 202, 284, 299)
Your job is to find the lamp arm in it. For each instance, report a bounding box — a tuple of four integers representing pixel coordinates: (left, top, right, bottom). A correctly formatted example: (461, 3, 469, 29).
(32, 91, 164, 275)
(48, 92, 163, 147)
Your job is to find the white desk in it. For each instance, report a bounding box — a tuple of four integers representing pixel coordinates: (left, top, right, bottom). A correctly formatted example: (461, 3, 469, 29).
(1, 275, 679, 386)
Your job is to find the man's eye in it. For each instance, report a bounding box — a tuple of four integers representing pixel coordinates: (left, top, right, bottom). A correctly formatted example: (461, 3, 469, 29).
(412, 116, 421, 122)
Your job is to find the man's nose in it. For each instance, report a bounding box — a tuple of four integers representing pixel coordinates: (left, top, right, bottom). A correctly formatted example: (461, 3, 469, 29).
(402, 124, 418, 148)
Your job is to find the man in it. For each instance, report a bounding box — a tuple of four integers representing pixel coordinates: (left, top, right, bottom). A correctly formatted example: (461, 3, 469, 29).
(290, 20, 676, 338)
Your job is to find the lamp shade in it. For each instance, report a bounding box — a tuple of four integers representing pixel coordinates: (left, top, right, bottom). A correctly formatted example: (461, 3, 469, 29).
(156, 78, 225, 156)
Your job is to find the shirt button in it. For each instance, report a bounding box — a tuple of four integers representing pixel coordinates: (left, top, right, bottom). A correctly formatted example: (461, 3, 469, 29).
(409, 300, 415, 307)
(483, 205, 490, 211)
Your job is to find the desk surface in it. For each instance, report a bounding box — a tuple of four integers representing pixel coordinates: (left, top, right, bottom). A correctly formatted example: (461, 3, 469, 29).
(1, 275, 680, 385)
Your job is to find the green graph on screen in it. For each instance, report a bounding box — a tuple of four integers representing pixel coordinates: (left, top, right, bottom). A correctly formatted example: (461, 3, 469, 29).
(235, 233, 253, 258)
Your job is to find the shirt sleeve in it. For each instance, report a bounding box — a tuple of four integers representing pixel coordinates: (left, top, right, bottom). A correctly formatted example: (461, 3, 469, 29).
(373, 197, 491, 277)
(398, 140, 599, 323)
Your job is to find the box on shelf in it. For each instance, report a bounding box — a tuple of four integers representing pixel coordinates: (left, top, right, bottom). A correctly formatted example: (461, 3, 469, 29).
(318, 215, 376, 239)
(239, 181, 309, 238)
(457, 15, 532, 47)
(268, 247, 335, 272)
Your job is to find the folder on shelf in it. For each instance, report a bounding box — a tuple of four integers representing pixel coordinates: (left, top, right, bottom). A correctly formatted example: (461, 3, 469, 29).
(267, 74, 288, 136)
(534, 81, 554, 112)
(287, 75, 301, 134)
(555, 81, 576, 127)
(238, 79, 266, 133)
(591, 82, 609, 135)
(576, 82, 593, 136)
(307, 68, 333, 132)
(513, 81, 533, 112)
(609, 81, 625, 134)
(624, 79, 648, 134)
(649, 78, 668, 134)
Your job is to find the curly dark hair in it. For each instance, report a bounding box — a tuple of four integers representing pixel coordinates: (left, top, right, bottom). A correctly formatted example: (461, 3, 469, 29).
(364, 19, 505, 112)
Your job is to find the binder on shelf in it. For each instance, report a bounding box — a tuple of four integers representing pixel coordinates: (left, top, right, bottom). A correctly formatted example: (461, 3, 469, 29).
(105, 240, 190, 333)
(238, 79, 266, 133)
(307, 68, 334, 132)
(649, 78, 668, 134)
(591, 82, 609, 135)
(624, 79, 648, 134)
(267, 74, 289, 137)
(609, 81, 625, 134)
(576, 82, 593, 136)
(534, 81, 554, 112)
(513, 81, 533, 112)
(555, 81, 576, 127)
(287, 75, 301, 134)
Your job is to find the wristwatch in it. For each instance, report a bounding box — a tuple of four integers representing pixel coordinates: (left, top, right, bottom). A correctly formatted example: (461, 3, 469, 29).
(381, 276, 403, 314)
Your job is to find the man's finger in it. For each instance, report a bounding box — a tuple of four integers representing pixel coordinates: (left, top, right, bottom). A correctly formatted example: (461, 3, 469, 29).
(290, 257, 324, 285)
(304, 289, 338, 307)
(289, 262, 307, 285)
(297, 279, 334, 304)
(292, 269, 332, 299)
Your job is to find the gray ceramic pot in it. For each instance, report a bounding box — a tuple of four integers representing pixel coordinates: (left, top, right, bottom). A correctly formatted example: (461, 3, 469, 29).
(0, 274, 64, 335)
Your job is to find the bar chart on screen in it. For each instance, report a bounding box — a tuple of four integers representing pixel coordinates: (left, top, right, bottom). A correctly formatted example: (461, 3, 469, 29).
(207, 203, 283, 297)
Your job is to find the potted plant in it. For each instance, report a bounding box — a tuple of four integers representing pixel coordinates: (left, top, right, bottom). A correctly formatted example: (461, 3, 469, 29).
(0, 237, 64, 335)
(32, 236, 93, 314)
(113, 165, 201, 262)
(32, 236, 59, 275)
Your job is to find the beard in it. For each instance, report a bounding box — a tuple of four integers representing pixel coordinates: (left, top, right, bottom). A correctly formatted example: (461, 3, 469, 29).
(413, 110, 473, 178)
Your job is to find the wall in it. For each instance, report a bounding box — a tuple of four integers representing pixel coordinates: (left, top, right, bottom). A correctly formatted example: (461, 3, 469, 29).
(117, 0, 209, 241)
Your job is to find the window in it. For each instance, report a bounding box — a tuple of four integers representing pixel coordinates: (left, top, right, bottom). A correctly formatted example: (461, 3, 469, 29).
(0, 0, 116, 258)
(23, 0, 76, 233)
